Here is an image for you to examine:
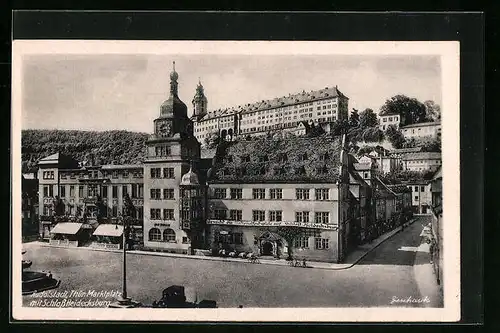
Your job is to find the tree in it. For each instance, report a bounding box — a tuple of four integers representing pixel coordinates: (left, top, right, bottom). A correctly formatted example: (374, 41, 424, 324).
(203, 131, 221, 149)
(362, 127, 384, 142)
(379, 95, 427, 126)
(95, 195, 107, 223)
(359, 108, 379, 128)
(424, 100, 441, 122)
(123, 193, 136, 219)
(330, 120, 349, 136)
(421, 138, 441, 152)
(349, 109, 360, 128)
(385, 124, 406, 149)
(52, 196, 65, 216)
(275, 226, 304, 260)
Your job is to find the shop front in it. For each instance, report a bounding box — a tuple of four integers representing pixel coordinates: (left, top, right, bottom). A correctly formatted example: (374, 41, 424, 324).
(49, 222, 88, 247)
(90, 224, 123, 250)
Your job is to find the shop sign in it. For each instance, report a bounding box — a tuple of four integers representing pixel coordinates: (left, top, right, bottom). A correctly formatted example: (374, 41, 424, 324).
(207, 219, 338, 231)
(154, 223, 171, 227)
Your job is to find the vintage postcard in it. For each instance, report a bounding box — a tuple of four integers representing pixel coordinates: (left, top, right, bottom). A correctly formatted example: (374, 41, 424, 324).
(12, 40, 460, 322)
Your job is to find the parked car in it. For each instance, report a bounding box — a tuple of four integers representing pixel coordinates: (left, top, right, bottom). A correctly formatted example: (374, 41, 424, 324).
(152, 285, 217, 308)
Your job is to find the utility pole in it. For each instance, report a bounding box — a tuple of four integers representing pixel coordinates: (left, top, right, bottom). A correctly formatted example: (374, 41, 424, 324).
(108, 197, 141, 308)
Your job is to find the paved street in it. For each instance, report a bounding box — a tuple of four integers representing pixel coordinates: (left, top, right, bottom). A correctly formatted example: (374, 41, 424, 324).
(22, 217, 437, 308)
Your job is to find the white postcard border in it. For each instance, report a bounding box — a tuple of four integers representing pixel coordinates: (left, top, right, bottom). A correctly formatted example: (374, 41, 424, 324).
(12, 40, 460, 322)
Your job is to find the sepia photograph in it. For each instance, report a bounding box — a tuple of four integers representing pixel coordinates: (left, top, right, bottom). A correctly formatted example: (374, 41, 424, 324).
(12, 40, 460, 322)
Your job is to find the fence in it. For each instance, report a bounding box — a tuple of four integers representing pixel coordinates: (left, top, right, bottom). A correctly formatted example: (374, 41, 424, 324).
(89, 242, 121, 250)
(49, 239, 79, 247)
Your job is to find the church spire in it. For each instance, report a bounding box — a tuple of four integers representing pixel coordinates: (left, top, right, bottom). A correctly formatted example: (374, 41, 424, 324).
(169, 61, 179, 97)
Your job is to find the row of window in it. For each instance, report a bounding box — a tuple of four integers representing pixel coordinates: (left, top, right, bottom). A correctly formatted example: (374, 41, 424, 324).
(211, 209, 330, 224)
(148, 228, 180, 242)
(211, 188, 330, 201)
(59, 169, 143, 180)
(293, 237, 330, 250)
(382, 116, 399, 122)
(155, 146, 171, 157)
(42, 203, 144, 219)
(215, 232, 244, 245)
(42, 171, 55, 180)
(150, 188, 175, 200)
(150, 167, 175, 179)
(47, 184, 145, 199)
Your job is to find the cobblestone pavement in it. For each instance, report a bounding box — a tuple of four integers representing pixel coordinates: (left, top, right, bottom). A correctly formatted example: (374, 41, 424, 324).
(22, 216, 441, 308)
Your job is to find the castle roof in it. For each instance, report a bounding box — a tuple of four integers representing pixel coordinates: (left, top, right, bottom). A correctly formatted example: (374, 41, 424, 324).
(208, 134, 344, 184)
(198, 86, 347, 122)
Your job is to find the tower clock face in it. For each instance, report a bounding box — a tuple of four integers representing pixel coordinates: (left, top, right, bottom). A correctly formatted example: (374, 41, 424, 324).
(158, 121, 172, 137)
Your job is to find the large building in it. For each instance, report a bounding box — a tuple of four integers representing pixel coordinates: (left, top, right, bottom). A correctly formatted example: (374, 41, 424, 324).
(191, 82, 349, 142)
(37, 152, 145, 242)
(33, 64, 413, 263)
(142, 62, 203, 254)
(401, 152, 442, 172)
(205, 134, 353, 263)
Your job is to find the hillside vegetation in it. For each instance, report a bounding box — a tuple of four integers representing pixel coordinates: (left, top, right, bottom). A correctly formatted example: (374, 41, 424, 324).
(21, 129, 149, 172)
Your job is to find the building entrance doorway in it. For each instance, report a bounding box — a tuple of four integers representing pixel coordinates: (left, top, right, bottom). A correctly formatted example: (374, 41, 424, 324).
(262, 241, 273, 256)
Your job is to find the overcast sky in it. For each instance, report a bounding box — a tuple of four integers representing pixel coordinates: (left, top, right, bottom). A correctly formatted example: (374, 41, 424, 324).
(22, 54, 441, 133)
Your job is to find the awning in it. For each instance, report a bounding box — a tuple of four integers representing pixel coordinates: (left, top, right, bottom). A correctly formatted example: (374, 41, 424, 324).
(50, 223, 83, 235)
(93, 224, 123, 237)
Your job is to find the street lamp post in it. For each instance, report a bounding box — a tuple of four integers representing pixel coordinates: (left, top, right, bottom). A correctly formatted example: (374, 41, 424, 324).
(109, 212, 141, 308)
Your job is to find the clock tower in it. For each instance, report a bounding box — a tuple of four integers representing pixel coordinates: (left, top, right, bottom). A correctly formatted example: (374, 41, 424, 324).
(143, 62, 201, 253)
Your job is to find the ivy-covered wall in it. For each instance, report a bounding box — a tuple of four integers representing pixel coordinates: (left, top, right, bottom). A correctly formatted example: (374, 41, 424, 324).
(210, 134, 343, 183)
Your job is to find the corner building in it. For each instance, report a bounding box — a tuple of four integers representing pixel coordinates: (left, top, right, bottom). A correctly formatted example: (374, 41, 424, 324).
(143, 63, 203, 253)
(205, 134, 352, 263)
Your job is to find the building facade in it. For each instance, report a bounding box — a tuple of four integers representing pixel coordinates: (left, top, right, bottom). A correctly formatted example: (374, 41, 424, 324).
(22, 173, 39, 237)
(205, 134, 352, 263)
(142, 62, 203, 254)
(32, 64, 414, 264)
(378, 112, 400, 131)
(37, 153, 145, 241)
(400, 121, 441, 139)
(192, 84, 349, 142)
(404, 181, 433, 214)
(402, 152, 442, 172)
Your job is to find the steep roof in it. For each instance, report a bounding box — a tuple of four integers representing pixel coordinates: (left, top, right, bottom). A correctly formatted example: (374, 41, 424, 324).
(387, 184, 412, 194)
(198, 86, 347, 121)
(208, 134, 344, 183)
(38, 152, 60, 164)
(400, 121, 441, 129)
(353, 163, 372, 171)
(389, 147, 424, 155)
(379, 109, 399, 116)
(402, 152, 442, 161)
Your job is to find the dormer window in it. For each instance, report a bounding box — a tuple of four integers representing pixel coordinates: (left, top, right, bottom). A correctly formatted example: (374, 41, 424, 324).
(298, 153, 308, 162)
(241, 155, 250, 163)
(238, 167, 247, 177)
(295, 166, 306, 175)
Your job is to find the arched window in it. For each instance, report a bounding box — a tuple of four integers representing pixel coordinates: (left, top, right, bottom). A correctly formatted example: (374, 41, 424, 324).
(163, 228, 176, 242)
(149, 228, 161, 241)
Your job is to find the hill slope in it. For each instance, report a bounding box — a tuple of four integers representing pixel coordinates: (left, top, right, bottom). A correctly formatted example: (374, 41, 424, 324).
(21, 129, 149, 172)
